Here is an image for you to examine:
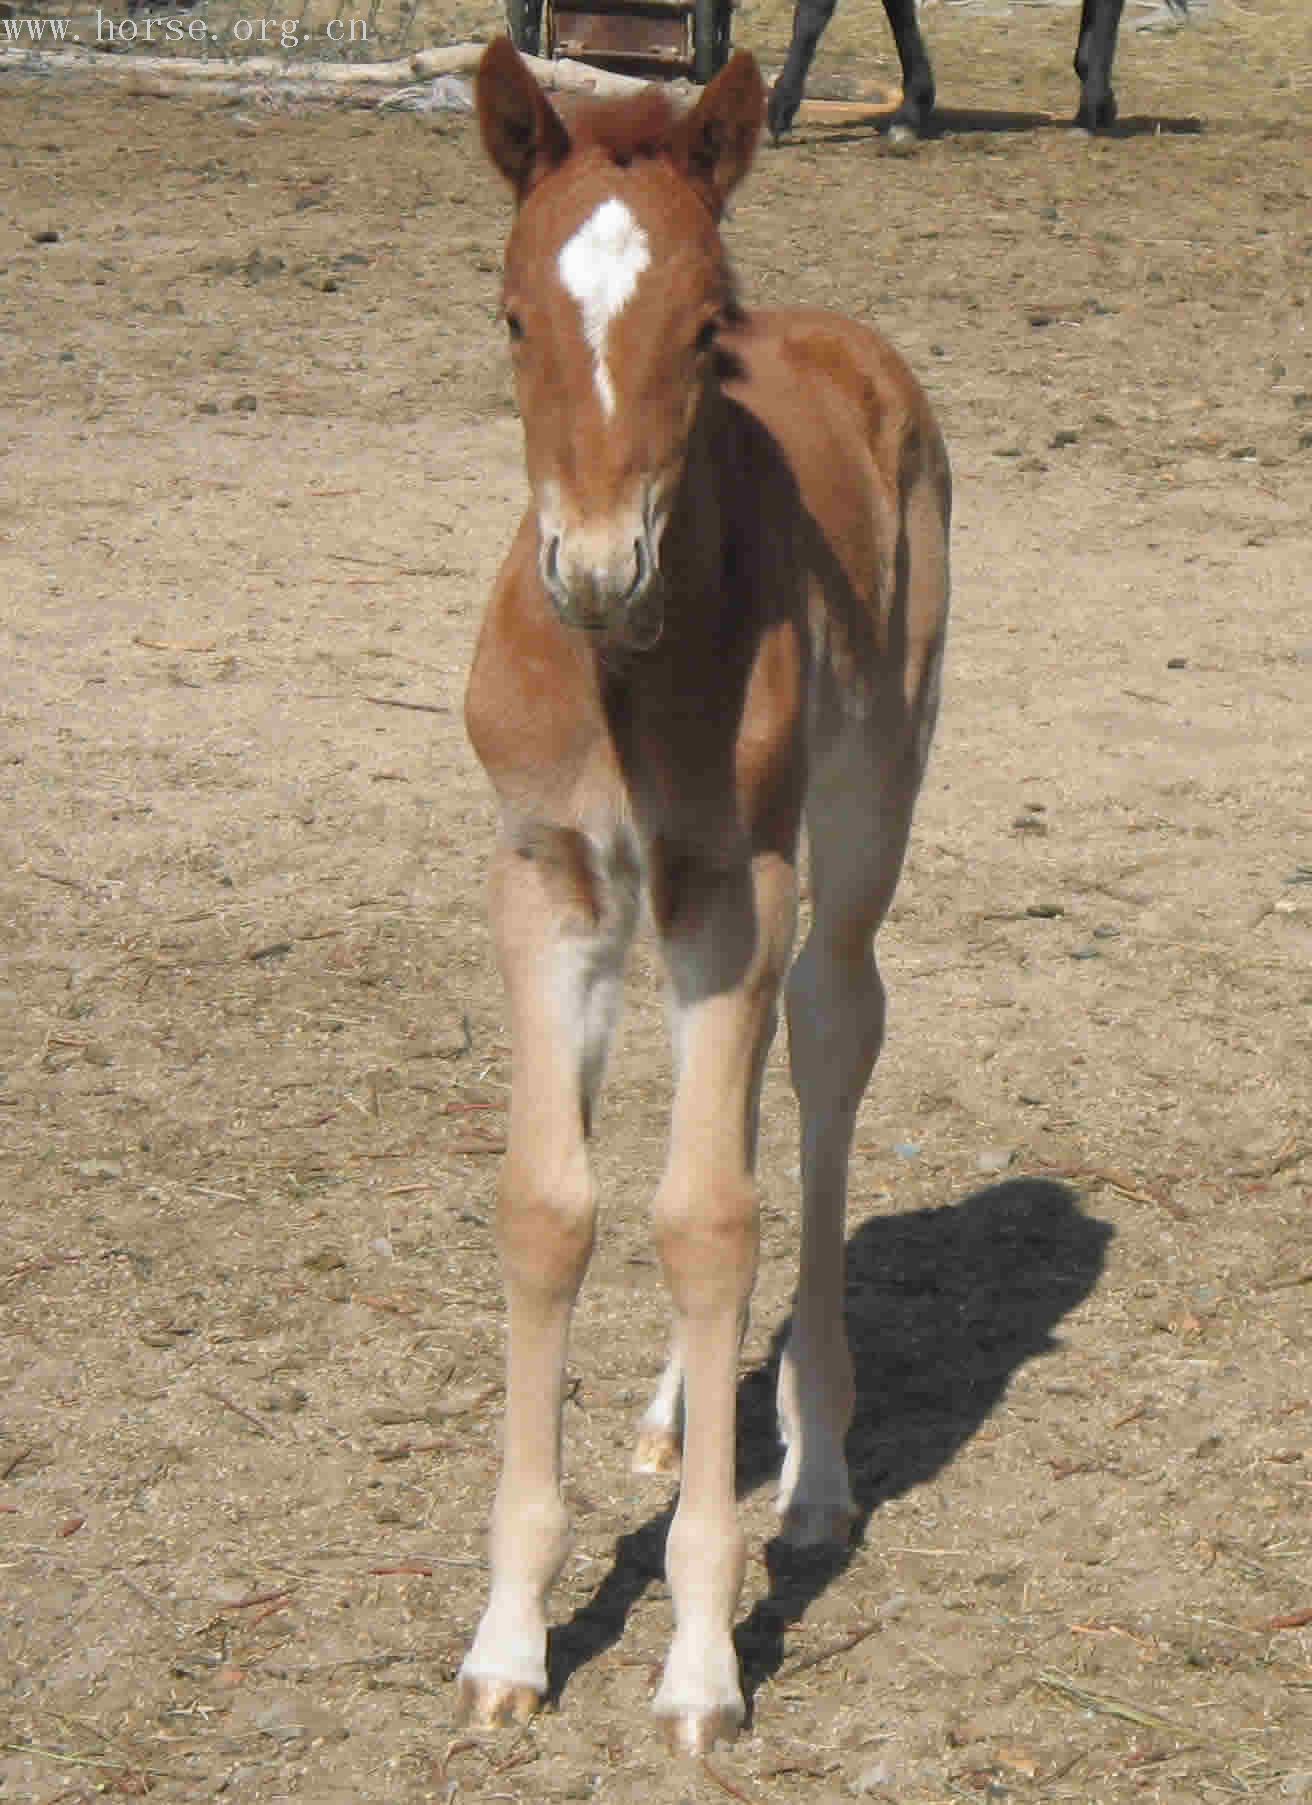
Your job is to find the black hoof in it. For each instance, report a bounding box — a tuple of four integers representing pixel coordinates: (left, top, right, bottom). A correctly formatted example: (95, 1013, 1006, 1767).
(1074, 93, 1117, 130)
(767, 90, 799, 141)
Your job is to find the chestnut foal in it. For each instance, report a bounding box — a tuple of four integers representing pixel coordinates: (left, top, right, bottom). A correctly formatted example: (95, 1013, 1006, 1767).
(460, 39, 951, 1752)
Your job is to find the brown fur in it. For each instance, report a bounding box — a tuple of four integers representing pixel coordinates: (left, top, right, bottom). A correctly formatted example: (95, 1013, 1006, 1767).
(458, 40, 951, 1756)
(563, 87, 680, 163)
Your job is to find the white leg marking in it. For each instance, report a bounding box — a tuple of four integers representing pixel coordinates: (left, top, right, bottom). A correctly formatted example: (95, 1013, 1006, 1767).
(458, 833, 638, 1727)
(557, 197, 651, 419)
(634, 1336, 684, 1476)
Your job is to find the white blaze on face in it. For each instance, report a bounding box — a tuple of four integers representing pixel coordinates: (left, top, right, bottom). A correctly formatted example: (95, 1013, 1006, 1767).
(556, 197, 651, 419)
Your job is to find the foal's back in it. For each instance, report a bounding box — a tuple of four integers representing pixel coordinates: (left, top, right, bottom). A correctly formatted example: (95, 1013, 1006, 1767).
(714, 303, 951, 738)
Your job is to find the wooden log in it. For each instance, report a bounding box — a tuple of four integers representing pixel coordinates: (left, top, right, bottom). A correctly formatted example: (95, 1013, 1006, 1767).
(0, 46, 416, 82)
(411, 43, 654, 97)
(3, 40, 667, 98)
(128, 76, 249, 98)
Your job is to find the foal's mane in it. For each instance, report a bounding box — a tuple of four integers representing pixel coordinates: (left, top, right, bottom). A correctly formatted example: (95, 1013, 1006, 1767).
(561, 88, 681, 167)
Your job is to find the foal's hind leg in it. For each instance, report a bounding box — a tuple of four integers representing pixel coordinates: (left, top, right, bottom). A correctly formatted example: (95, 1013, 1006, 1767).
(777, 781, 896, 1542)
(633, 1328, 685, 1476)
(778, 666, 944, 1545)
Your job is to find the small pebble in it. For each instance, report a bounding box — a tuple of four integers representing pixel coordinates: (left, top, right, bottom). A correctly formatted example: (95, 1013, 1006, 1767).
(976, 1148, 1015, 1175)
(75, 1159, 123, 1181)
(893, 1141, 922, 1160)
(303, 1247, 347, 1272)
(1166, 656, 1188, 669)
(253, 1697, 347, 1744)
(855, 1759, 898, 1794)
(261, 1386, 309, 1414)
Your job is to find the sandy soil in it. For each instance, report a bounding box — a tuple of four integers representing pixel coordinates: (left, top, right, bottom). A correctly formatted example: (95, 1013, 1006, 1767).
(2, 1, 1310, 1800)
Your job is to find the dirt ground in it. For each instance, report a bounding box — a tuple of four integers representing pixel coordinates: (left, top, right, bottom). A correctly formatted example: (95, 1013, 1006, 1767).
(2, 0, 1310, 1799)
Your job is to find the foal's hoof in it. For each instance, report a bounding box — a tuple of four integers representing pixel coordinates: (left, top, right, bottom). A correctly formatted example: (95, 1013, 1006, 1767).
(659, 1703, 744, 1756)
(457, 1673, 542, 1728)
(777, 1491, 858, 1550)
(632, 1424, 682, 1477)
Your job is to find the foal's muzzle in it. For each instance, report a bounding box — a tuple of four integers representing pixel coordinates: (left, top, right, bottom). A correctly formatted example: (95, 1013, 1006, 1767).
(539, 516, 664, 650)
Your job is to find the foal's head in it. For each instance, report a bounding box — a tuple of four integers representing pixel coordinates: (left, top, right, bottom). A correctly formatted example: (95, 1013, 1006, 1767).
(476, 40, 765, 648)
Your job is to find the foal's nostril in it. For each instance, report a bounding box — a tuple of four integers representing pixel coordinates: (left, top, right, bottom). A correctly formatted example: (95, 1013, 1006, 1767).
(539, 522, 657, 634)
(629, 535, 651, 602)
(542, 533, 564, 601)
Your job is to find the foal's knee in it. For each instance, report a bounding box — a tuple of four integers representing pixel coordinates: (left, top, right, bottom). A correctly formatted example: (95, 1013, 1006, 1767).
(497, 1162, 596, 1298)
(655, 1178, 759, 1316)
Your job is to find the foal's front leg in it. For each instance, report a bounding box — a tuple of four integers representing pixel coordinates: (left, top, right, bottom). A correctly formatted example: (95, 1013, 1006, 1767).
(650, 849, 797, 1750)
(459, 833, 634, 1725)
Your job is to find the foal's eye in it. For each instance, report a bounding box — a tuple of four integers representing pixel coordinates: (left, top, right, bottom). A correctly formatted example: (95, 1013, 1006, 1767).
(506, 312, 525, 343)
(694, 319, 719, 354)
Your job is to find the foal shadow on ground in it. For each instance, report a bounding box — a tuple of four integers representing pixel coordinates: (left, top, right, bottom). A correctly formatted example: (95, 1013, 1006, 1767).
(546, 1175, 1112, 1710)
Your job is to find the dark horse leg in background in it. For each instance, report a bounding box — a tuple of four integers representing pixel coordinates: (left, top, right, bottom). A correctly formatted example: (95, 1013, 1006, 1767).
(767, 0, 1130, 140)
(768, 0, 934, 141)
(1074, 0, 1127, 129)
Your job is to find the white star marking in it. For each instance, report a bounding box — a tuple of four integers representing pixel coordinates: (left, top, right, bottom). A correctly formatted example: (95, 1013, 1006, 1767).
(556, 197, 652, 419)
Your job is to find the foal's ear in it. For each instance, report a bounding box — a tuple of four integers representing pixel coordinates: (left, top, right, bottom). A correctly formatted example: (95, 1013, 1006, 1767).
(671, 52, 765, 218)
(476, 37, 571, 202)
